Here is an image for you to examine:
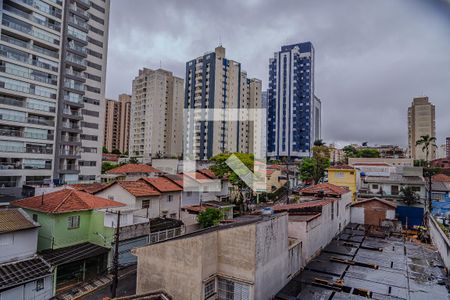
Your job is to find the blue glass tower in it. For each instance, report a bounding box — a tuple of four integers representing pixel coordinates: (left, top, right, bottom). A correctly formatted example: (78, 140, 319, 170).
(267, 42, 321, 159)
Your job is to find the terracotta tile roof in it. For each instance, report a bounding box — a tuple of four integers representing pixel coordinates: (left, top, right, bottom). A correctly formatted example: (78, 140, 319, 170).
(272, 199, 335, 212)
(163, 174, 184, 187)
(268, 164, 288, 172)
(432, 174, 450, 183)
(69, 182, 109, 194)
(117, 181, 160, 197)
(106, 164, 161, 175)
(0, 208, 39, 234)
(300, 183, 349, 197)
(12, 189, 125, 214)
(328, 165, 354, 170)
(141, 177, 183, 193)
(352, 197, 397, 208)
(197, 168, 217, 179)
(182, 171, 212, 181)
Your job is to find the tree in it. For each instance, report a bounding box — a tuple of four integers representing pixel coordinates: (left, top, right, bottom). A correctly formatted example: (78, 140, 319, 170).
(210, 152, 255, 213)
(197, 208, 224, 228)
(356, 148, 380, 158)
(314, 139, 325, 147)
(299, 145, 330, 184)
(343, 145, 357, 158)
(415, 135, 437, 165)
(102, 146, 109, 154)
(102, 162, 117, 174)
(399, 186, 420, 206)
(111, 149, 121, 155)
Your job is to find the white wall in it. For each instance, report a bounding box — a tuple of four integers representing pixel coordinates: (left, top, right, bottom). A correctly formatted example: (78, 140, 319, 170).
(351, 207, 365, 224)
(0, 275, 53, 300)
(429, 216, 450, 270)
(0, 228, 38, 263)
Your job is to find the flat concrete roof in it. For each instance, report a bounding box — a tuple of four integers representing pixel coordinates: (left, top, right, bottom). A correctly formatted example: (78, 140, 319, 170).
(276, 223, 449, 299)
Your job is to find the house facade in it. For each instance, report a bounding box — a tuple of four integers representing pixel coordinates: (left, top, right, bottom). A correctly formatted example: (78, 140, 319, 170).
(0, 208, 53, 300)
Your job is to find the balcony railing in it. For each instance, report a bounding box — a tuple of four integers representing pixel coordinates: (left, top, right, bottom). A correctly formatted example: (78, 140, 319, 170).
(23, 163, 52, 169)
(61, 164, 79, 171)
(67, 41, 87, 54)
(0, 95, 25, 108)
(70, 5, 89, 18)
(3, 4, 61, 32)
(60, 149, 80, 156)
(2, 19, 59, 45)
(61, 135, 80, 142)
(0, 162, 22, 169)
(62, 123, 80, 129)
(15, 0, 62, 18)
(0, 128, 52, 140)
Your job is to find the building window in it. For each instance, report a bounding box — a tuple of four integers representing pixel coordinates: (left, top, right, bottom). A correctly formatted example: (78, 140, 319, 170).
(391, 185, 399, 196)
(204, 278, 215, 299)
(142, 200, 150, 209)
(168, 195, 173, 202)
(32, 214, 38, 222)
(372, 184, 379, 190)
(36, 278, 44, 291)
(411, 186, 421, 192)
(217, 277, 250, 300)
(335, 172, 345, 179)
(170, 213, 177, 219)
(67, 216, 80, 229)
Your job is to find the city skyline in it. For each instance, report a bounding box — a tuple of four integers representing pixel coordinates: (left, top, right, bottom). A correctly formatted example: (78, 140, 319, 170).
(106, 0, 450, 147)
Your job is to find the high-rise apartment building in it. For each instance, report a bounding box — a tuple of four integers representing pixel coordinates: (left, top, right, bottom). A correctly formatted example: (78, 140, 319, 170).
(0, 0, 110, 194)
(267, 42, 321, 159)
(446, 137, 450, 158)
(184, 46, 262, 160)
(104, 93, 131, 153)
(407, 97, 436, 160)
(129, 68, 184, 162)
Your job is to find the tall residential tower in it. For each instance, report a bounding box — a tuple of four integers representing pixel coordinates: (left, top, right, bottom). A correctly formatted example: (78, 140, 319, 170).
(0, 0, 110, 194)
(407, 96, 436, 160)
(267, 42, 321, 159)
(129, 68, 184, 162)
(184, 46, 262, 160)
(104, 93, 131, 153)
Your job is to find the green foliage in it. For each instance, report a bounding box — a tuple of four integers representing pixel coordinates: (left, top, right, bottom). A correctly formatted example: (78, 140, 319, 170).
(111, 149, 121, 155)
(102, 146, 109, 154)
(314, 139, 325, 147)
(342, 145, 379, 158)
(399, 186, 420, 206)
(414, 159, 427, 167)
(197, 208, 224, 228)
(101, 162, 117, 174)
(209, 152, 255, 187)
(299, 145, 330, 184)
(415, 135, 437, 164)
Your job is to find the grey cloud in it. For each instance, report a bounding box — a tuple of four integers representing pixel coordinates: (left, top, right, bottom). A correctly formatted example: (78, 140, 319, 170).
(106, 0, 450, 147)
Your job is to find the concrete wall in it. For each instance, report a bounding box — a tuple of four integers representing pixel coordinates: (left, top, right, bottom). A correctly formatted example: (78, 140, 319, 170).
(254, 215, 289, 300)
(429, 216, 450, 270)
(0, 275, 53, 300)
(0, 228, 38, 263)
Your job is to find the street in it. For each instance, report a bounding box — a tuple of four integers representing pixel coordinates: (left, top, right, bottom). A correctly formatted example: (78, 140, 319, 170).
(81, 271, 136, 300)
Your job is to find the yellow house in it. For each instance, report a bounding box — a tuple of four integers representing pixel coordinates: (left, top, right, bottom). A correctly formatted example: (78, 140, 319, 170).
(327, 165, 357, 200)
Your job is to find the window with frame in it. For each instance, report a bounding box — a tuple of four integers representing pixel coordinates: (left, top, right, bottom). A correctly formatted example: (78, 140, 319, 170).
(36, 278, 44, 291)
(217, 277, 250, 300)
(411, 186, 421, 192)
(142, 200, 150, 209)
(168, 195, 173, 202)
(32, 214, 38, 222)
(372, 184, 379, 190)
(67, 215, 80, 229)
(204, 278, 215, 299)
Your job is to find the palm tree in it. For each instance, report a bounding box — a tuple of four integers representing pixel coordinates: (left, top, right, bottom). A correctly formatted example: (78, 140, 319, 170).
(415, 135, 437, 165)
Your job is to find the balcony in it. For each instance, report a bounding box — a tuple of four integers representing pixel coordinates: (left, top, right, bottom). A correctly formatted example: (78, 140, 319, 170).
(65, 55, 87, 69)
(0, 128, 52, 141)
(1, 65, 58, 86)
(1, 18, 59, 45)
(0, 95, 25, 108)
(0, 144, 52, 154)
(59, 163, 80, 174)
(69, 5, 89, 19)
(74, 0, 90, 9)
(61, 135, 80, 143)
(0, 161, 22, 170)
(27, 117, 55, 126)
(3, 4, 61, 32)
(64, 80, 85, 92)
(67, 41, 87, 56)
(68, 16, 88, 31)
(62, 122, 80, 130)
(14, 0, 62, 18)
(59, 149, 81, 157)
(62, 109, 82, 120)
(23, 162, 52, 170)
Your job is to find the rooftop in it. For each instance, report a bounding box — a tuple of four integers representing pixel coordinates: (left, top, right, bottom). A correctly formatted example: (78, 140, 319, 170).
(433, 173, 450, 183)
(364, 174, 424, 185)
(328, 165, 355, 170)
(140, 177, 183, 192)
(117, 181, 161, 197)
(352, 197, 397, 208)
(69, 182, 109, 194)
(106, 164, 161, 175)
(12, 189, 125, 214)
(276, 223, 449, 299)
(300, 183, 350, 197)
(163, 174, 184, 187)
(0, 208, 39, 234)
(0, 255, 51, 291)
(40, 242, 109, 266)
(272, 199, 335, 212)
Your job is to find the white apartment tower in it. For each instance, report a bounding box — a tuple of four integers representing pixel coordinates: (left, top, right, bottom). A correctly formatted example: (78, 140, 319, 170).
(184, 46, 262, 160)
(408, 96, 436, 161)
(0, 0, 110, 195)
(129, 68, 184, 161)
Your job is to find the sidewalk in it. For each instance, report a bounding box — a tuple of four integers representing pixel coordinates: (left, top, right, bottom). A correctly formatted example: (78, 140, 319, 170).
(54, 265, 136, 300)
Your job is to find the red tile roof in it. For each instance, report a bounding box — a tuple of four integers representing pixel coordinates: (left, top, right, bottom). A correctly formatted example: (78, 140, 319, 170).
(300, 183, 349, 197)
(164, 174, 184, 187)
(432, 174, 450, 183)
(197, 168, 217, 179)
(352, 197, 397, 208)
(141, 177, 183, 192)
(12, 189, 125, 214)
(117, 181, 161, 197)
(182, 171, 212, 181)
(69, 182, 109, 194)
(0, 208, 39, 234)
(106, 164, 161, 175)
(272, 199, 335, 212)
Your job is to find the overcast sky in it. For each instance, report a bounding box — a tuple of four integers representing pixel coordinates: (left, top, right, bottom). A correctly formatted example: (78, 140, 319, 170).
(105, 0, 450, 147)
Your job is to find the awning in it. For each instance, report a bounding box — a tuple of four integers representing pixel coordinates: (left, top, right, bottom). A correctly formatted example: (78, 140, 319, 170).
(0, 256, 51, 291)
(40, 242, 109, 266)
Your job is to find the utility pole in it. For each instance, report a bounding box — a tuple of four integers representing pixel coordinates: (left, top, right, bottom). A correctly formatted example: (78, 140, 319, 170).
(111, 210, 121, 298)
